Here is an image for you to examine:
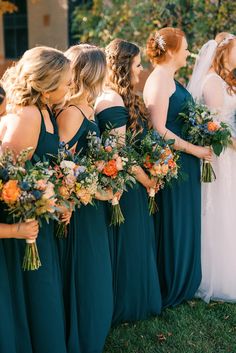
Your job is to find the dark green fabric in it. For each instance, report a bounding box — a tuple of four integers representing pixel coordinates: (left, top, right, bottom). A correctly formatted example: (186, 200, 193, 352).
(97, 106, 162, 326)
(3, 107, 67, 353)
(155, 81, 201, 308)
(0, 205, 17, 353)
(58, 110, 113, 353)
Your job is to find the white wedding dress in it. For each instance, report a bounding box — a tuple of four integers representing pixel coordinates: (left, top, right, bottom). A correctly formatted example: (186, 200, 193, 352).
(196, 72, 236, 302)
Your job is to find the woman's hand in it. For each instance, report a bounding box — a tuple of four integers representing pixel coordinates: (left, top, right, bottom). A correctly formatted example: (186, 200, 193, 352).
(95, 189, 120, 201)
(231, 137, 236, 150)
(12, 220, 39, 240)
(191, 145, 213, 161)
(57, 205, 73, 225)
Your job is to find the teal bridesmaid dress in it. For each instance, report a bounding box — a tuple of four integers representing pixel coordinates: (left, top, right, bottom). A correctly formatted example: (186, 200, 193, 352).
(155, 81, 201, 308)
(0, 206, 17, 353)
(58, 106, 113, 353)
(3, 106, 67, 353)
(97, 106, 162, 326)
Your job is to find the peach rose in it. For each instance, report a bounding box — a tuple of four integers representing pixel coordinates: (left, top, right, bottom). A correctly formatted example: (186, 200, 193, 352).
(37, 179, 47, 191)
(105, 146, 112, 152)
(58, 185, 70, 199)
(161, 164, 169, 175)
(115, 156, 124, 171)
(1, 180, 21, 204)
(76, 188, 92, 205)
(95, 160, 106, 172)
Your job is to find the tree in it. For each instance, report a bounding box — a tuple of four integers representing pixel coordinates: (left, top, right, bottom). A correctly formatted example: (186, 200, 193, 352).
(71, 0, 236, 81)
(0, 0, 17, 15)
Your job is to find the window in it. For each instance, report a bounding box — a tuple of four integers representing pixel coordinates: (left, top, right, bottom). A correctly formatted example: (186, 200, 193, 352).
(3, 0, 28, 59)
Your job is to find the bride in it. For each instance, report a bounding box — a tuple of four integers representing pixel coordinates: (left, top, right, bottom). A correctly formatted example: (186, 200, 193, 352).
(188, 32, 236, 302)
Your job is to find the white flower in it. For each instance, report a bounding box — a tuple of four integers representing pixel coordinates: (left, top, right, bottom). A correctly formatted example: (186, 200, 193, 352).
(60, 160, 76, 171)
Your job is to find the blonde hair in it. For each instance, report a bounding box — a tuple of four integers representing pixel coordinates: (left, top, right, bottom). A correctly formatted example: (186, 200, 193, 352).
(65, 44, 106, 105)
(105, 38, 150, 133)
(1, 46, 70, 110)
(213, 33, 236, 95)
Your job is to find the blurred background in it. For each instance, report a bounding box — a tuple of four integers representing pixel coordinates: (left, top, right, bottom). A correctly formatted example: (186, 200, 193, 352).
(0, 0, 236, 84)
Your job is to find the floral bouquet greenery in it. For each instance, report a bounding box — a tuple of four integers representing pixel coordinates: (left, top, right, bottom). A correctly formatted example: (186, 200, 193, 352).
(179, 101, 232, 182)
(138, 130, 179, 214)
(86, 131, 136, 226)
(0, 145, 57, 270)
(51, 142, 99, 237)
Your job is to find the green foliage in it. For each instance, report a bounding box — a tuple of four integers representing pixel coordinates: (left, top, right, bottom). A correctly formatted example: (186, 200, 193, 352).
(71, 0, 236, 81)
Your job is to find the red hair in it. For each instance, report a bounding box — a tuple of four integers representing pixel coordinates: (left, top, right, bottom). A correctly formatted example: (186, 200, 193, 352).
(213, 33, 236, 95)
(146, 27, 185, 65)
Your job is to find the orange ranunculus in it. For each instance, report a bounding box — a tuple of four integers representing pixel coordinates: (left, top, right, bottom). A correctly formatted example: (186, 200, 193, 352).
(207, 121, 219, 132)
(168, 159, 176, 169)
(1, 180, 21, 204)
(103, 160, 118, 178)
(143, 155, 153, 169)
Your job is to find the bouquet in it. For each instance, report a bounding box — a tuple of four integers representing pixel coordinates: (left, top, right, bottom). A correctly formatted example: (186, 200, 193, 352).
(51, 143, 79, 237)
(138, 130, 179, 214)
(0, 145, 57, 270)
(179, 101, 232, 182)
(51, 142, 98, 237)
(86, 131, 136, 225)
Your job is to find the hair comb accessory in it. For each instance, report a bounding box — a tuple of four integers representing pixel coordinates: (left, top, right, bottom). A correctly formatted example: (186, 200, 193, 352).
(218, 34, 235, 47)
(155, 33, 166, 51)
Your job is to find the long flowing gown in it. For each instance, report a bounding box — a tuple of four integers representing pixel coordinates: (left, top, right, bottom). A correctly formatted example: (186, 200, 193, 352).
(0, 206, 17, 353)
(155, 81, 202, 308)
(58, 105, 113, 353)
(3, 106, 67, 353)
(97, 106, 162, 325)
(196, 73, 236, 302)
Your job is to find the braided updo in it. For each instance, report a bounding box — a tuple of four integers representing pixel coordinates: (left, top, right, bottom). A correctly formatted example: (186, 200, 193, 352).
(146, 27, 185, 65)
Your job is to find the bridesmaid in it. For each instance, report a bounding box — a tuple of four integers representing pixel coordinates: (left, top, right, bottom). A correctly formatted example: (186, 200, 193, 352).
(143, 27, 212, 307)
(95, 38, 162, 325)
(0, 218, 38, 353)
(0, 46, 71, 353)
(57, 44, 113, 353)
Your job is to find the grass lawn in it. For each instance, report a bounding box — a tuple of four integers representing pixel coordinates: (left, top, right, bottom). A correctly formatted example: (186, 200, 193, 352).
(104, 300, 236, 353)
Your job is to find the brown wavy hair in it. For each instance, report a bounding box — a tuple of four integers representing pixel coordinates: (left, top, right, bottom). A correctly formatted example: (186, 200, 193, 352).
(65, 44, 106, 105)
(105, 38, 150, 133)
(213, 33, 236, 95)
(146, 27, 185, 65)
(0, 85, 6, 105)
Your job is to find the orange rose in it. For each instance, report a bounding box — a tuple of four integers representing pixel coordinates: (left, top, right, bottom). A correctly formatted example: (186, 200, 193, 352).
(1, 180, 21, 204)
(103, 160, 118, 178)
(207, 121, 219, 132)
(143, 155, 153, 169)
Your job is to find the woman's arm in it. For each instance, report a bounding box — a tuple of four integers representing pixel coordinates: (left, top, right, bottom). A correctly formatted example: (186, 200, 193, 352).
(144, 72, 212, 161)
(0, 220, 39, 239)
